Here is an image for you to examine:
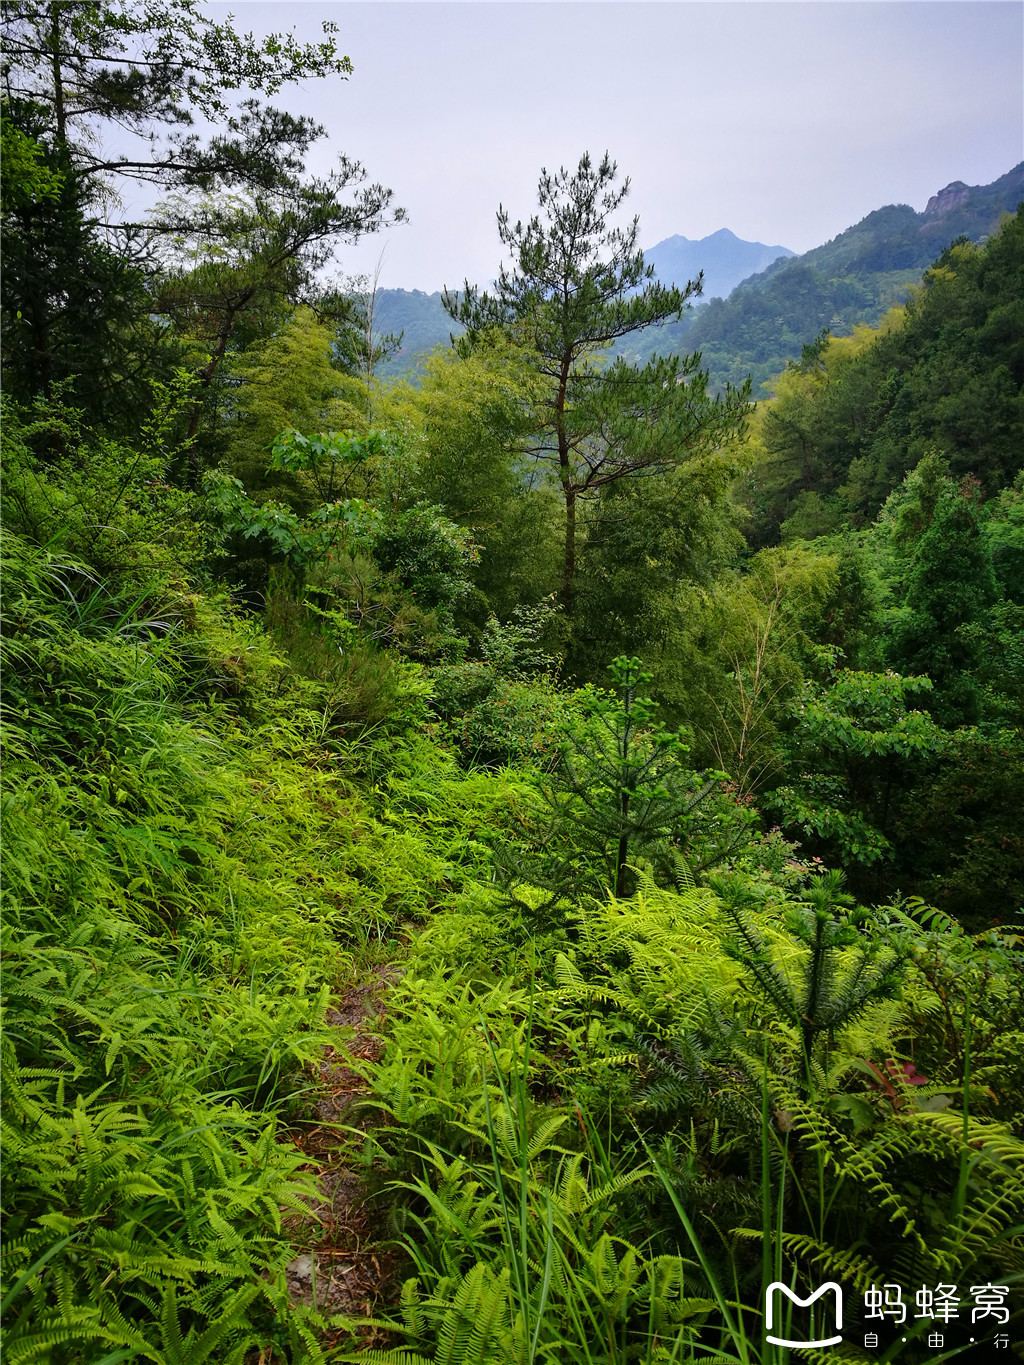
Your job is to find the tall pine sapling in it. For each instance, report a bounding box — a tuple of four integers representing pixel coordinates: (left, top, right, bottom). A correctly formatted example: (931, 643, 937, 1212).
(500, 656, 750, 918)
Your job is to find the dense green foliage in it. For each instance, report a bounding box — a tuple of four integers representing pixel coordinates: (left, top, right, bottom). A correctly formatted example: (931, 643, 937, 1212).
(0, 524, 480, 1360)
(2, 11, 1022, 1358)
(743, 212, 1024, 542)
(726, 217, 1024, 914)
(351, 873, 1023, 1363)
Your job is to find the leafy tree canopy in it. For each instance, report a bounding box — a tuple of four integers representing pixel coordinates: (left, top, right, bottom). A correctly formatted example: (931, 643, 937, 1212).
(1, 1, 402, 436)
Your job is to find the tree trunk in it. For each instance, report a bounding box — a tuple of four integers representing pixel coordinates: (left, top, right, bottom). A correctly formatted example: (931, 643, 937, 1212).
(556, 352, 576, 612)
(49, 4, 67, 151)
(186, 308, 238, 441)
(562, 483, 577, 612)
(615, 788, 630, 899)
(24, 262, 52, 402)
(182, 291, 254, 478)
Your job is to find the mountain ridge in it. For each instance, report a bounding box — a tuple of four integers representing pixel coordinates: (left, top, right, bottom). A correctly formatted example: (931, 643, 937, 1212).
(371, 164, 1022, 385)
(641, 228, 794, 300)
(619, 162, 1024, 390)
(372, 227, 796, 374)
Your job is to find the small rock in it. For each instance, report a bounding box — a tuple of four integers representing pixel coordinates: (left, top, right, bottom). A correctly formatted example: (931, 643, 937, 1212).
(287, 1254, 313, 1281)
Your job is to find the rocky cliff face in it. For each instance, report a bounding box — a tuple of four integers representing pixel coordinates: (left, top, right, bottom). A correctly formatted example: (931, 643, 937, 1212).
(925, 181, 972, 216)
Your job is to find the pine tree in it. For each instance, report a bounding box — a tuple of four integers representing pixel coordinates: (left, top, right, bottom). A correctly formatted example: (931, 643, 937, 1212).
(499, 657, 746, 917)
(1, 2, 401, 437)
(715, 870, 907, 1088)
(444, 152, 749, 619)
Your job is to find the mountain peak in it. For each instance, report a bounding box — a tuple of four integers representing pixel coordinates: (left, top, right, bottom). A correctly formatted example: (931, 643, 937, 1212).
(925, 181, 972, 217)
(643, 230, 795, 300)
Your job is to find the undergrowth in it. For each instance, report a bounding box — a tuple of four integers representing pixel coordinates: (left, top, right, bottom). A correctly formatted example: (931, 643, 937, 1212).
(2, 495, 1021, 1365)
(347, 873, 1024, 1363)
(0, 532, 521, 1362)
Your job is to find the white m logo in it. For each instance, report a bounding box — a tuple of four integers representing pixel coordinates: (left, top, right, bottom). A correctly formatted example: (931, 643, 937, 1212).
(765, 1280, 844, 1348)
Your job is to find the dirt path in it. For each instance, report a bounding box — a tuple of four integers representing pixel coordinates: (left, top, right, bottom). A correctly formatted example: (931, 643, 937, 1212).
(284, 966, 400, 1349)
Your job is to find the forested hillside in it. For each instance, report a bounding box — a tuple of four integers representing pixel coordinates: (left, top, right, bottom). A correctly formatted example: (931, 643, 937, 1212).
(741, 217, 1024, 542)
(621, 164, 1024, 390)
(370, 289, 462, 375)
(347, 168, 1021, 396)
(2, 5, 1023, 1363)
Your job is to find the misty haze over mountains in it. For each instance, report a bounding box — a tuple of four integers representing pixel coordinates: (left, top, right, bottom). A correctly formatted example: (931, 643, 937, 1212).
(372, 164, 1023, 388)
(371, 227, 795, 373)
(642, 229, 795, 302)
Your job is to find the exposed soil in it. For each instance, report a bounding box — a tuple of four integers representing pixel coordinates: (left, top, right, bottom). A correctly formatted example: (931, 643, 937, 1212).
(283, 965, 401, 1349)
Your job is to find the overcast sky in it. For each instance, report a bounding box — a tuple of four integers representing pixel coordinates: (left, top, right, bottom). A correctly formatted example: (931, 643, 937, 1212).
(203, 1, 1023, 291)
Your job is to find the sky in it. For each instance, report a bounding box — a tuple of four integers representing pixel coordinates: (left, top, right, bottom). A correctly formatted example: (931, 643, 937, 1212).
(200, 1, 1023, 291)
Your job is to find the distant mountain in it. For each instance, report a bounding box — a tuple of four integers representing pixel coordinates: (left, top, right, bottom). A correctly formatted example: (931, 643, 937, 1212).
(371, 289, 461, 376)
(368, 166, 1022, 388)
(371, 230, 794, 375)
(643, 228, 793, 300)
(623, 163, 1024, 393)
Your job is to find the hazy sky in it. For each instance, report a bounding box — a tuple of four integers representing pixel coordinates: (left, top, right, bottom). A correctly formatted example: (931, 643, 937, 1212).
(203, 2, 1023, 291)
